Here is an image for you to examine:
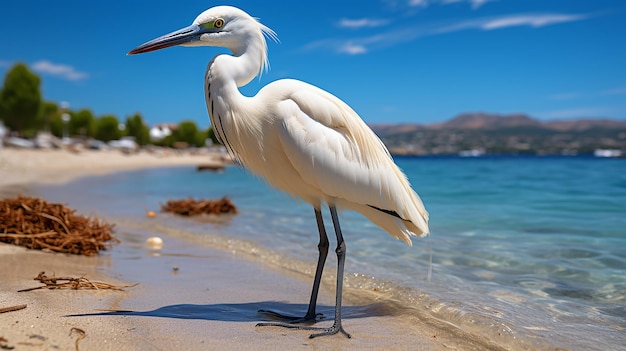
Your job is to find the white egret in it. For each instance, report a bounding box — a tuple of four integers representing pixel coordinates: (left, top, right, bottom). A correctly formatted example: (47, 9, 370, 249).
(128, 5, 429, 339)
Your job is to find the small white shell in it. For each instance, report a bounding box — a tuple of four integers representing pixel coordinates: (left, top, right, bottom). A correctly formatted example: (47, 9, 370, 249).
(146, 236, 164, 249)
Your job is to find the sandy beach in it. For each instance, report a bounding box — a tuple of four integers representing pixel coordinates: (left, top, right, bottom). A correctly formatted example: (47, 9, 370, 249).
(0, 147, 540, 351)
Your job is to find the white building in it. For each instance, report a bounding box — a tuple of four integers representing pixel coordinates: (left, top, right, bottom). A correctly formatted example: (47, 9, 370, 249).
(149, 123, 176, 142)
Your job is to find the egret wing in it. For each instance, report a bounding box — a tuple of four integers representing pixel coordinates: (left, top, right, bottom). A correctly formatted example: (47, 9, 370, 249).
(277, 85, 413, 218)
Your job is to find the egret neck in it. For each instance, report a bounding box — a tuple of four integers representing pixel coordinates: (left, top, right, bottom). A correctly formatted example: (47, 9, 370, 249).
(204, 39, 265, 163)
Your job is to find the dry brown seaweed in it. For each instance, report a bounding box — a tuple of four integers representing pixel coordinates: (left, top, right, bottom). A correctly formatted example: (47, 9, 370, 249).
(0, 196, 117, 256)
(160, 197, 237, 216)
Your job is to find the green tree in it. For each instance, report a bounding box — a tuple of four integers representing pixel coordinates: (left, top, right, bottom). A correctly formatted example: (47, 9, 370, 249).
(175, 120, 204, 147)
(0, 62, 42, 134)
(157, 134, 175, 148)
(95, 115, 121, 142)
(39, 101, 59, 134)
(125, 113, 150, 146)
(70, 109, 96, 138)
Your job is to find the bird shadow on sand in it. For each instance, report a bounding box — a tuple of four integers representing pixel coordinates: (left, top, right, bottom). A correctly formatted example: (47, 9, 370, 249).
(65, 301, 402, 323)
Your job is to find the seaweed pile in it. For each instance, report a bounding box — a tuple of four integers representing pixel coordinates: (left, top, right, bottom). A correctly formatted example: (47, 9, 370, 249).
(0, 196, 117, 256)
(161, 197, 237, 216)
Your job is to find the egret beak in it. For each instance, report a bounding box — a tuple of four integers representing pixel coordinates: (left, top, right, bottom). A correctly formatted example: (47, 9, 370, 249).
(128, 24, 202, 55)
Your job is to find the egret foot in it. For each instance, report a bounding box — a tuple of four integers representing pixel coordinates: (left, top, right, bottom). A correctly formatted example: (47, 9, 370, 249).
(257, 309, 323, 324)
(256, 320, 351, 339)
(309, 323, 351, 339)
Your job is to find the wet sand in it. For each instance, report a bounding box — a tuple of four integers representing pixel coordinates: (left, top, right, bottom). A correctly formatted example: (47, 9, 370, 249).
(0, 147, 538, 350)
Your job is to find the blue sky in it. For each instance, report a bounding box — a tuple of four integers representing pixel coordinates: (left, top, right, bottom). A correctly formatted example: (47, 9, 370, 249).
(1, 0, 625, 127)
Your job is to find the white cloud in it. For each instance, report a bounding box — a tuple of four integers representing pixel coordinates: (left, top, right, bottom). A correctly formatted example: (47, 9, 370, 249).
(409, 0, 429, 7)
(433, 13, 589, 35)
(481, 14, 587, 30)
(468, 0, 491, 9)
(31, 60, 88, 81)
(338, 43, 368, 55)
(339, 18, 390, 29)
(409, 0, 493, 9)
(473, 0, 493, 9)
(311, 11, 591, 55)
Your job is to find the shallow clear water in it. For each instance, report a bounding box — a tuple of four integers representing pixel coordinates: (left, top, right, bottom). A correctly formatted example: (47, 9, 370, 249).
(38, 156, 626, 350)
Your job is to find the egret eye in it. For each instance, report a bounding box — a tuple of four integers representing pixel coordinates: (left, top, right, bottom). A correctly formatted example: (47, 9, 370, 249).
(214, 18, 224, 28)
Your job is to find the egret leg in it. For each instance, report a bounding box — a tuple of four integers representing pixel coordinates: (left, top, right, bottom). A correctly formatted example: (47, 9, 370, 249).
(257, 208, 329, 323)
(257, 206, 351, 339)
(308, 205, 351, 338)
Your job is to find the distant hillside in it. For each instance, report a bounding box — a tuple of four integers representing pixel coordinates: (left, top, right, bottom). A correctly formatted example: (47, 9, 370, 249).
(369, 123, 425, 136)
(428, 113, 542, 130)
(370, 113, 626, 155)
(544, 118, 626, 131)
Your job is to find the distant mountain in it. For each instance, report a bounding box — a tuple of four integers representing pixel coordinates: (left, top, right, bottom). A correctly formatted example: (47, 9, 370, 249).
(371, 113, 626, 135)
(544, 118, 626, 131)
(428, 113, 542, 130)
(368, 123, 425, 136)
(370, 113, 626, 155)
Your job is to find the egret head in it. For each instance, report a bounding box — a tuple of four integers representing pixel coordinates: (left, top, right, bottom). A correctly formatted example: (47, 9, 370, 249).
(128, 5, 277, 57)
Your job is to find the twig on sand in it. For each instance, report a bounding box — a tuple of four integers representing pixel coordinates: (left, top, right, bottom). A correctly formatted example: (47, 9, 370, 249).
(0, 336, 14, 350)
(0, 304, 27, 314)
(17, 272, 137, 292)
(70, 328, 86, 351)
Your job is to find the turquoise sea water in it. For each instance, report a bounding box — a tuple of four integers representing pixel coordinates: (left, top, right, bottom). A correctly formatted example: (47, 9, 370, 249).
(38, 156, 626, 350)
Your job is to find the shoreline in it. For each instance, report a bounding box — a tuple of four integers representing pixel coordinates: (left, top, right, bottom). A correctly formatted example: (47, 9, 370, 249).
(0, 147, 228, 189)
(1, 147, 557, 350)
